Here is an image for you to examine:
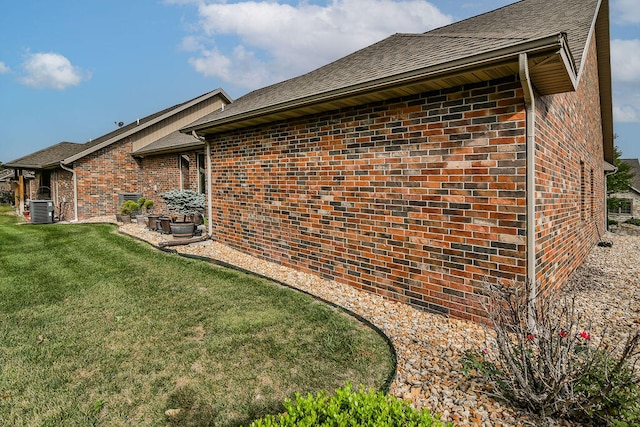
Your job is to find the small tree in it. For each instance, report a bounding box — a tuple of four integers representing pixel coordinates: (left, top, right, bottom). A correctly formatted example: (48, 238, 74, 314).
(607, 145, 635, 195)
(161, 190, 205, 221)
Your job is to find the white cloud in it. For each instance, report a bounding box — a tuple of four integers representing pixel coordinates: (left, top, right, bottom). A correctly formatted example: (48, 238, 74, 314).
(613, 104, 639, 123)
(613, 0, 640, 24)
(178, 0, 452, 89)
(19, 52, 90, 90)
(611, 39, 640, 123)
(611, 39, 640, 83)
(0, 61, 9, 74)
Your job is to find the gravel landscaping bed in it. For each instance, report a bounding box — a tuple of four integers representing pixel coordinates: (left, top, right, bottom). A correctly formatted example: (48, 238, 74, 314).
(113, 220, 639, 426)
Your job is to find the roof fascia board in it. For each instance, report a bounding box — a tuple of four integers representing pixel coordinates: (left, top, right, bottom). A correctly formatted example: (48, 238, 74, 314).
(133, 142, 205, 158)
(594, 0, 614, 163)
(183, 33, 568, 135)
(63, 89, 232, 164)
(576, 0, 604, 84)
(557, 34, 579, 90)
(5, 161, 58, 170)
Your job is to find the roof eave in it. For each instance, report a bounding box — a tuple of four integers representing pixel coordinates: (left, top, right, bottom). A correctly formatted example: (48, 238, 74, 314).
(63, 89, 232, 164)
(183, 33, 572, 136)
(595, 0, 614, 164)
(4, 161, 58, 170)
(133, 142, 205, 158)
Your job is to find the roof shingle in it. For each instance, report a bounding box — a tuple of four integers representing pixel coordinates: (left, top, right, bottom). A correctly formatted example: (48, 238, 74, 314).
(184, 0, 601, 133)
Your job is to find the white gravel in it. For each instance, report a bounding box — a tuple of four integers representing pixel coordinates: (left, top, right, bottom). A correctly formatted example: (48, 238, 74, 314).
(103, 217, 639, 426)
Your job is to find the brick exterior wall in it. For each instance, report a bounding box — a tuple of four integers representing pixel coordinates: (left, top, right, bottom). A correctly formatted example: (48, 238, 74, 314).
(203, 41, 606, 321)
(533, 36, 606, 290)
(139, 152, 203, 215)
(53, 169, 75, 221)
(206, 76, 529, 322)
(43, 141, 203, 220)
(73, 137, 142, 218)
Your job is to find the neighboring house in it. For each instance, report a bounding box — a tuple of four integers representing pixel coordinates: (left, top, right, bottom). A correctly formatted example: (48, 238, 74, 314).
(609, 158, 640, 220)
(179, 0, 613, 322)
(0, 168, 34, 209)
(6, 89, 231, 221)
(0, 169, 14, 192)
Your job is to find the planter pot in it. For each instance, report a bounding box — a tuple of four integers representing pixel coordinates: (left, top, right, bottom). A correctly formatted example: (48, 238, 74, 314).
(170, 222, 195, 239)
(136, 215, 147, 227)
(186, 214, 204, 225)
(116, 214, 131, 223)
(147, 215, 160, 231)
(159, 216, 171, 234)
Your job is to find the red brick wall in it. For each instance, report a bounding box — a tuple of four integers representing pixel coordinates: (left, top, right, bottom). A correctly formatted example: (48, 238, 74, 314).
(55, 137, 200, 220)
(73, 138, 141, 218)
(139, 152, 202, 215)
(53, 169, 75, 221)
(534, 36, 605, 289)
(207, 77, 529, 322)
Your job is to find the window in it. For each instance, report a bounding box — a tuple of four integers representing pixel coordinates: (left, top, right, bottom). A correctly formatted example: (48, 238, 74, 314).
(608, 198, 632, 215)
(179, 155, 190, 190)
(197, 153, 206, 194)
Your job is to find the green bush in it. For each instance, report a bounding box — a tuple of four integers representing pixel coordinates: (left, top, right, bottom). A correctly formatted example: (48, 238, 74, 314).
(119, 200, 140, 215)
(249, 383, 450, 427)
(608, 219, 619, 226)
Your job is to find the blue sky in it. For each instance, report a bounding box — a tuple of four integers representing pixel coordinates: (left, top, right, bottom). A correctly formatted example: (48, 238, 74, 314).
(1, 0, 639, 163)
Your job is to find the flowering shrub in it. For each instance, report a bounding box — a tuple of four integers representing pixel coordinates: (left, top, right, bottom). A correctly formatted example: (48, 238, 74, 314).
(461, 280, 640, 425)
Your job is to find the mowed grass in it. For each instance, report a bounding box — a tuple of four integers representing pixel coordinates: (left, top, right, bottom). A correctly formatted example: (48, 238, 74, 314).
(0, 206, 394, 426)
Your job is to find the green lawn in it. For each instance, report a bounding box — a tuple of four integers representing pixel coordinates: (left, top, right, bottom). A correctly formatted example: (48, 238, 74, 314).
(0, 206, 394, 426)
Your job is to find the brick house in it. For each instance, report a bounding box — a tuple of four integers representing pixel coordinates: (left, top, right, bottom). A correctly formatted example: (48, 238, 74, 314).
(6, 89, 231, 220)
(609, 159, 640, 221)
(178, 0, 613, 322)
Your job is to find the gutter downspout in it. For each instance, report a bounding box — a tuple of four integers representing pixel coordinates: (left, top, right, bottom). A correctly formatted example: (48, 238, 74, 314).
(193, 131, 213, 237)
(604, 164, 618, 231)
(519, 53, 537, 330)
(59, 162, 78, 222)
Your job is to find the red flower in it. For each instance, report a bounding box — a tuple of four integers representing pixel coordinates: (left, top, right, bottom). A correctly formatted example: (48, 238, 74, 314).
(527, 334, 535, 341)
(482, 348, 489, 354)
(579, 331, 591, 340)
(559, 330, 568, 338)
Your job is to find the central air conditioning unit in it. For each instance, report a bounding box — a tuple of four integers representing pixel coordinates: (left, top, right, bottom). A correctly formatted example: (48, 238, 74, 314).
(30, 200, 55, 224)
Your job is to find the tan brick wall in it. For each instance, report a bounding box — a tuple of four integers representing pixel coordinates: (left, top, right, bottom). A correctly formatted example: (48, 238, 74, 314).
(206, 76, 529, 322)
(534, 36, 606, 290)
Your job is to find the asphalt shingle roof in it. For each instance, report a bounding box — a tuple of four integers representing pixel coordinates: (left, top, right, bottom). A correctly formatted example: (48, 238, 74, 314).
(185, 0, 600, 132)
(5, 142, 84, 169)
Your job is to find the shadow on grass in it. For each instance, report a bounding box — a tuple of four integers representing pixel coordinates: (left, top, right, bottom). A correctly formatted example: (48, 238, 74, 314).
(164, 385, 285, 427)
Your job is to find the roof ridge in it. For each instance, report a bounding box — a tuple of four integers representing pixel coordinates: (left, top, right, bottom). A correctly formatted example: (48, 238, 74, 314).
(424, 0, 527, 35)
(421, 34, 530, 42)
